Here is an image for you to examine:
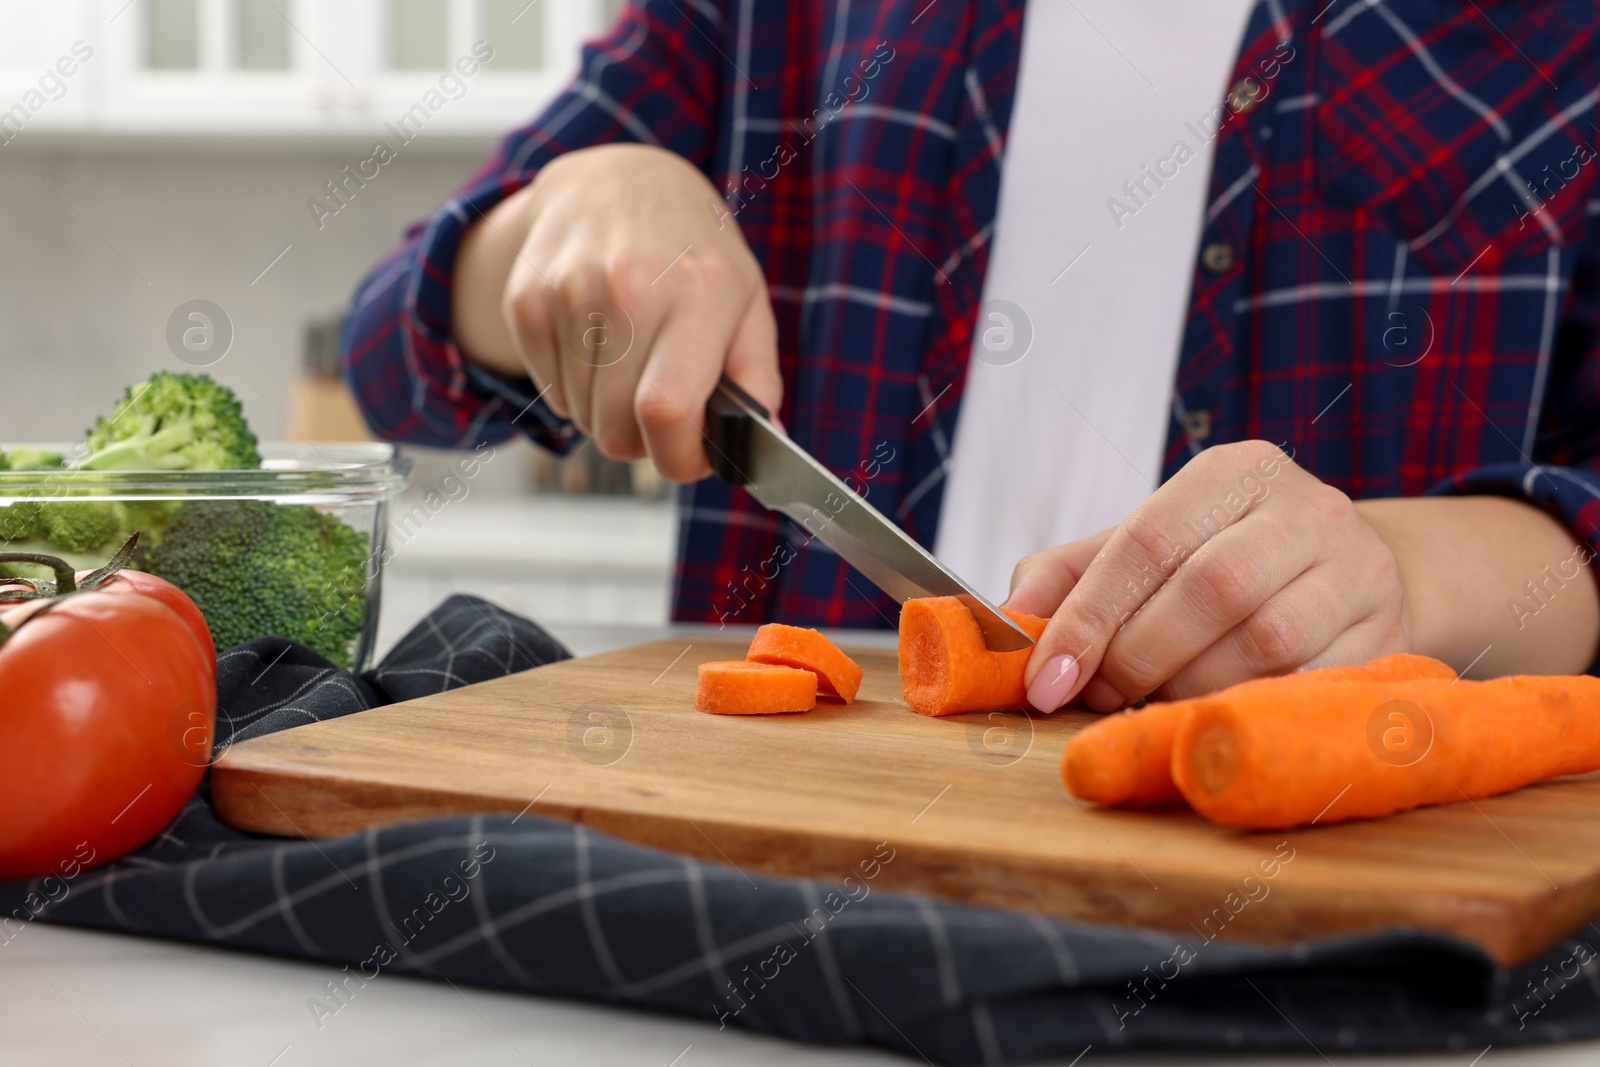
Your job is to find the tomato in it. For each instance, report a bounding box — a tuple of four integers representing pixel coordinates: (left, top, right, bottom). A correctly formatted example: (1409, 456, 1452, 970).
(0, 560, 213, 666)
(79, 568, 215, 667)
(0, 590, 216, 880)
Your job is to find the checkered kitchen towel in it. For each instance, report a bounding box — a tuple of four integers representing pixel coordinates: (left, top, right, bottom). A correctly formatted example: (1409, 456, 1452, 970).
(5, 596, 1600, 1065)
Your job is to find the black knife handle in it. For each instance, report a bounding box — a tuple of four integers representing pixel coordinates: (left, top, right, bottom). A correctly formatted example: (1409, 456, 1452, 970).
(705, 377, 767, 485)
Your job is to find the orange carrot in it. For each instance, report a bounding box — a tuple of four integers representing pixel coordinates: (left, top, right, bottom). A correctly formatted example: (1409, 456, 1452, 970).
(1171, 672, 1600, 829)
(695, 661, 817, 715)
(1062, 654, 1457, 808)
(898, 597, 1049, 716)
(747, 624, 863, 703)
(1339, 653, 1457, 685)
(1062, 703, 1192, 807)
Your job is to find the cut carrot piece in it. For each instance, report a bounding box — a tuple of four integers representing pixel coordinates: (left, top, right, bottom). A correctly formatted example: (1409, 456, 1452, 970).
(898, 597, 1049, 716)
(1170, 671, 1600, 830)
(747, 624, 863, 703)
(1062, 654, 1458, 808)
(695, 661, 817, 715)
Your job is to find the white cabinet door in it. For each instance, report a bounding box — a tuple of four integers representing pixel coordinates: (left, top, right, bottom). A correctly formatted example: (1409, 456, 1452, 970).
(22, 0, 619, 137)
(98, 0, 338, 133)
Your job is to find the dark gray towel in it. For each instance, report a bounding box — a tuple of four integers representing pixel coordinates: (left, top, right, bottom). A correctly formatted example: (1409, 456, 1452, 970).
(5, 596, 1597, 1065)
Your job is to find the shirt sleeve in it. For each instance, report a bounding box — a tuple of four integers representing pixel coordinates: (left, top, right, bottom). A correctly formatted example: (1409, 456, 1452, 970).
(341, 0, 725, 451)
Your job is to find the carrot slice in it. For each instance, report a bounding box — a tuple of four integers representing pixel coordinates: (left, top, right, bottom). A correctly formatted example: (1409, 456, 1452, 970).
(747, 624, 863, 703)
(695, 661, 817, 715)
(898, 597, 1049, 716)
(1171, 671, 1600, 829)
(1062, 654, 1457, 808)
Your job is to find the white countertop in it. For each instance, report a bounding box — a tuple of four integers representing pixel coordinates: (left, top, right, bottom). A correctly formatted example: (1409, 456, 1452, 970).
(7, 623, 1600, 1066)
(10, 921, 1599, 1067)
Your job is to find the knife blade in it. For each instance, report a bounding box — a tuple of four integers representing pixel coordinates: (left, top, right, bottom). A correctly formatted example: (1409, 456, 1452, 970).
(705, 377, 1036, 652)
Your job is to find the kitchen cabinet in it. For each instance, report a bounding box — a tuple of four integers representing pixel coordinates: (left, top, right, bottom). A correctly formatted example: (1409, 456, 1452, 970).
(0, 0, 622, 141)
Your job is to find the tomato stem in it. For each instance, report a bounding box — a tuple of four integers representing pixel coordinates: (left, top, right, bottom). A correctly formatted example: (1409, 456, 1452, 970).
(0, 551, 76, 594)
(0, 534, 139, 602)
(76, 534, 140, 593)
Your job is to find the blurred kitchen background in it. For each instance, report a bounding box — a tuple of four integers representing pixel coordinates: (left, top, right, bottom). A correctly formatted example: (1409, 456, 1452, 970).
(0, 0, 675, 657)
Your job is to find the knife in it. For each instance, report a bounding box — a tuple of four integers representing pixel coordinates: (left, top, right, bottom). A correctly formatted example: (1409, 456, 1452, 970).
(705, 376, 1036, 652)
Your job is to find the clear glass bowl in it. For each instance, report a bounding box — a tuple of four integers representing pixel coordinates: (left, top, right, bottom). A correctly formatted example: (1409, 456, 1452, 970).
(0, 442, 411, 672)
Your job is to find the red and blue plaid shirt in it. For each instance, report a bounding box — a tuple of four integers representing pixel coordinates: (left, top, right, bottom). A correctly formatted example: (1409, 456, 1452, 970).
(344, 0, 1600, 632)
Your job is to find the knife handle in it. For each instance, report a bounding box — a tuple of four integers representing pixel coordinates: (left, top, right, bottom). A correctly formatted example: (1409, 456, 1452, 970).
(705, 377, 767, 485)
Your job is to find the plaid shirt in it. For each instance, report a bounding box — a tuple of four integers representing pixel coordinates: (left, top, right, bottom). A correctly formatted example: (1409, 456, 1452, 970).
(343, 0, 1600, 632)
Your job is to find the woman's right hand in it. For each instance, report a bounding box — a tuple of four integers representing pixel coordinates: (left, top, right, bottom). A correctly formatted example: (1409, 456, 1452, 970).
(453, 143, 782, 482)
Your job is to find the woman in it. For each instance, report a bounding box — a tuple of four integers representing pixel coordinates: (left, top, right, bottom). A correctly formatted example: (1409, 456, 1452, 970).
(343, 0, 1600, 712)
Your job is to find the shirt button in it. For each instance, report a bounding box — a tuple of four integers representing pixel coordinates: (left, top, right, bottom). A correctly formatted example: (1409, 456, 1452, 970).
(1183, 409, 1213, 444)
(1228, 77, 1265, 115)
(1201, 242, 1235, 274)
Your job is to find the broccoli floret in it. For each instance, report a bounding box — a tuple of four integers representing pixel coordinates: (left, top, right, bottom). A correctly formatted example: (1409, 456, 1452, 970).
(146, 501, 371, 668)
(36, 502, 122, 553)
(113, 500, 182, 549)
(0, 505, 39, 543)
(80, 372, 261, 472)
(3, 448, 65, 471)
(0, 492, 41, 542)
(0, 448, 67, 545)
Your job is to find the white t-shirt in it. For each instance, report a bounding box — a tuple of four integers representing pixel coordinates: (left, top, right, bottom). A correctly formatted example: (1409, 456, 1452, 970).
(934, 0, 1257, 602)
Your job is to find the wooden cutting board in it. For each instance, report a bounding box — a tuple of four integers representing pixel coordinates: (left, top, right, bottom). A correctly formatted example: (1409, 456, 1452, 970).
(211, 639, 1600, 965)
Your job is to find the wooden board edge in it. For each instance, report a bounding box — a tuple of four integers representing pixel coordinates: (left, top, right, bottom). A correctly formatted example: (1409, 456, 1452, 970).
(213, 759, 1596, 966)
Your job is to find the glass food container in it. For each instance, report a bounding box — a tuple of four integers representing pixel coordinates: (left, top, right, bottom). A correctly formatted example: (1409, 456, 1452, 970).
(0, 442, 411, 672)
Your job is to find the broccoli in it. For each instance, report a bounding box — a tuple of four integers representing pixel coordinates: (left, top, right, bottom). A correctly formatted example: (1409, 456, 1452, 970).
(0, 447, 66, 546)
(3, 448, 65, 471)
(146, 500, 372, 668)
(0, 507, 38, 543)
(80, 372, 261, 472)
(35, 502, 122, 552)
(111, 500, 183, 551)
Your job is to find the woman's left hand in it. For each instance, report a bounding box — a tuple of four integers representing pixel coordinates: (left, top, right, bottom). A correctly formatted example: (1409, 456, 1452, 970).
(1006, 440, 1409, 712)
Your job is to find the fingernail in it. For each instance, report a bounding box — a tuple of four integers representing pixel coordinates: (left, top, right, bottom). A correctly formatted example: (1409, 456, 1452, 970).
(1027, 654, 1080, 713)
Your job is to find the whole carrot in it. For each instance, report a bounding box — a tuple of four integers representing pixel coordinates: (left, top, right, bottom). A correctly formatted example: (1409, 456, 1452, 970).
(1062, 702, 1191, 807)
(1171, 673, 1600, 829)
(898, 597, 1049, 716)
(1062, 655, 1457, 808)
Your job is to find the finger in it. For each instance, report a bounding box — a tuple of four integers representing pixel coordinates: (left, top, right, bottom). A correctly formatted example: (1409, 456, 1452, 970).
(1294, 615, 1407, 676)
(584, 283, 654, 460)
(1092, 509, 1321, 703)
(1022, 441, 1293, 711)
(553, 268, 616, 435)
(1003, 527, 1115, 618)
(503, 263, 565, 417)
(589, 360, 648, 460)
(634, 292, 749, 483)
(722, 294, 782, 417)
(1152, 562, 1383, 701)
(1078, 673, 1128, 713)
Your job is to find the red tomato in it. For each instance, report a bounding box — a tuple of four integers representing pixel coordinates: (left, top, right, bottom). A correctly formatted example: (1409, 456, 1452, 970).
(0, 590, 216, 879)
(0, 568, 213, 667)
(79, 568, 215, 667)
